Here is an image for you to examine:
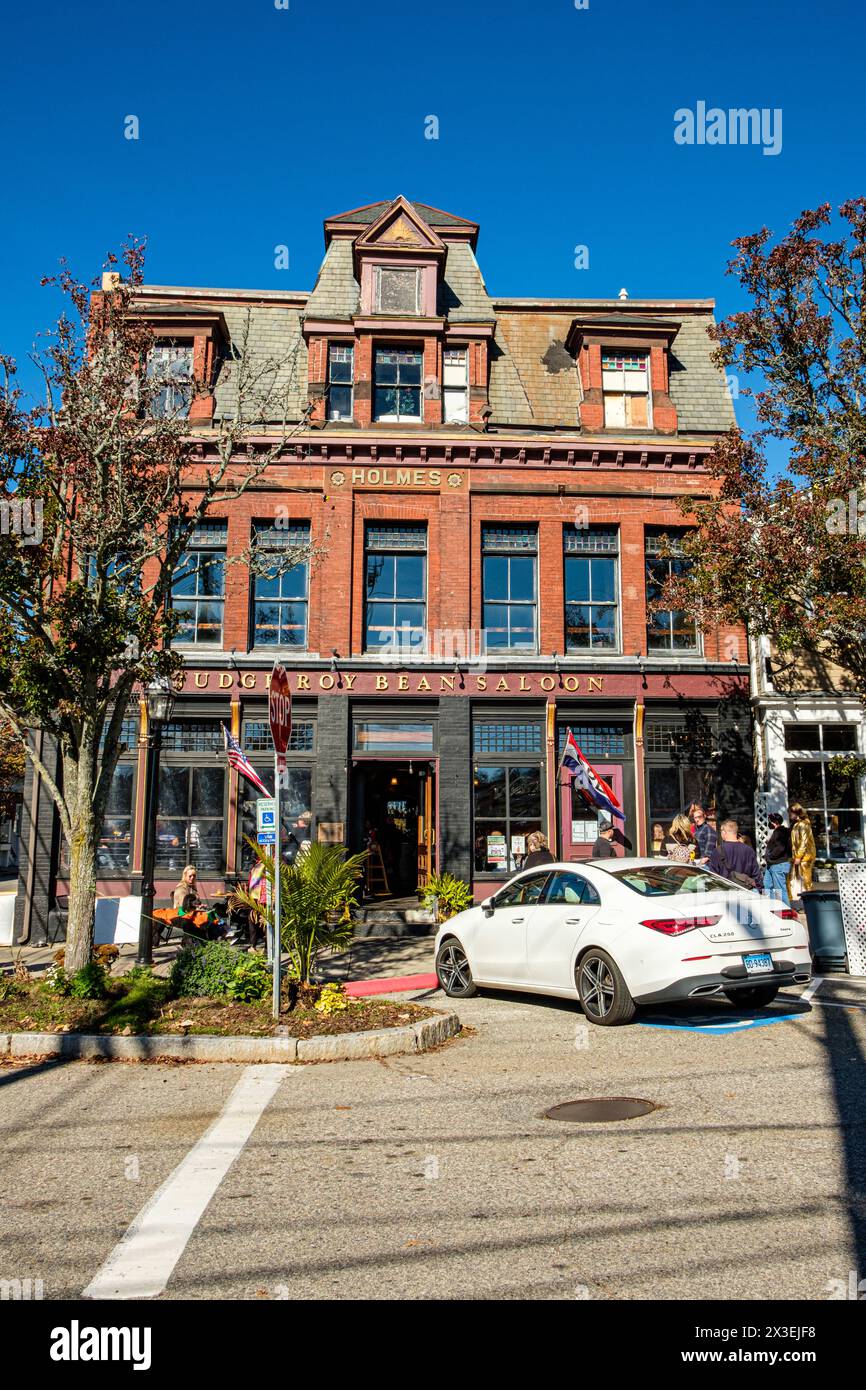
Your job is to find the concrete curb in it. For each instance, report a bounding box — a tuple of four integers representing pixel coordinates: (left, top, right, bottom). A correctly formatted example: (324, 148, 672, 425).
(0, 1010, 461, 1064)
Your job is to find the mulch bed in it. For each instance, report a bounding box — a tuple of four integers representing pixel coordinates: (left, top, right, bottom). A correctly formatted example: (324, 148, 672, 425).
(0, 979, 434, 1039)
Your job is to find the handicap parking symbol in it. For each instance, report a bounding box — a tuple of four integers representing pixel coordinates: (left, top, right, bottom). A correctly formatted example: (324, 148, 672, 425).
(638, 1000, 811, 1034)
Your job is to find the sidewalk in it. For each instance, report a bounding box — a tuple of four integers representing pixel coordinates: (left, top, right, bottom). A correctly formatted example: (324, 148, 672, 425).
(2, 932, 437, 985)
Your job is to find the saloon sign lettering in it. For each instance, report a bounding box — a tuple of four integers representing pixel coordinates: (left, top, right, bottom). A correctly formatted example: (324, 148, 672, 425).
(179, 669, 606, 695)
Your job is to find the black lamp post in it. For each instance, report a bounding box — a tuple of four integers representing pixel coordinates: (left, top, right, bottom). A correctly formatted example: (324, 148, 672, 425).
(136, 676, 176, 966)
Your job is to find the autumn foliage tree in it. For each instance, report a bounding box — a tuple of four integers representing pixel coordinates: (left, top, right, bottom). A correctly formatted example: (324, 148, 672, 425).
(0, 243, 309, 970)
(665, 199, 866, 693)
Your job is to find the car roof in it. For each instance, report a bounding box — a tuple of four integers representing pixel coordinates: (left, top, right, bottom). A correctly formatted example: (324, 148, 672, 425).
(509, 857, 661, 879)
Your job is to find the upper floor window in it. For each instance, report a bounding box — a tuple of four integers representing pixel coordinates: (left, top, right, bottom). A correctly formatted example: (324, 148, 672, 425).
(375, 267, 421, 315)
(171, 521, 226, 647)
(327, 344, 354, 421)
(602, 350, 651, 429)
(365, 524, 427, 654)
(251, 521, 310, 649)
(482, 526, 538, 652)
(374, 347, 423, 422)
(146, 342, 194, 420)
(443, 348, 469, 423)
(645, 529, 699, 653)
(564, 526, 619, 651)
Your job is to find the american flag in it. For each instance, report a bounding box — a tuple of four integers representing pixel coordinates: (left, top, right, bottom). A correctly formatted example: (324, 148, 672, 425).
(222, 724, 272, 797)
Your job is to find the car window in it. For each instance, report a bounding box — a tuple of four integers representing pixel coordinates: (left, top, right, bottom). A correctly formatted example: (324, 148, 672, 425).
(544, 871, 600, 906)
(606, 865, 740, 896)
(494, 872, 550, 907)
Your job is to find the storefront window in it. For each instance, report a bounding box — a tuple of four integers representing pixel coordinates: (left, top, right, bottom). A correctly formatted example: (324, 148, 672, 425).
(786, 758, 864, 859)
(353, 721, 435, 754)
(156, 765, 225, 873)
(62, 763, 135, 874)
(474, 763, 543, 875)
(647, 765, 711, 837)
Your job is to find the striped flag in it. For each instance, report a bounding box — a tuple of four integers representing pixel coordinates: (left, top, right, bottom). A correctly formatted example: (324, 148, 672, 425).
(222, 724, 272, 797)
(560, 729, 625, 821)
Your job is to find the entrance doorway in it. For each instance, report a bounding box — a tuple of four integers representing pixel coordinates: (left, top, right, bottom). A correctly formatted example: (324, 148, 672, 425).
(350, 762, 436, 898)
(558, 765, 627, 860)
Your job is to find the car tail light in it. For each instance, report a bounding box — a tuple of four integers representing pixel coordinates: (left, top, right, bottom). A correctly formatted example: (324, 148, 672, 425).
(640, 914, 722, 937)
(772, 908, 800, 921)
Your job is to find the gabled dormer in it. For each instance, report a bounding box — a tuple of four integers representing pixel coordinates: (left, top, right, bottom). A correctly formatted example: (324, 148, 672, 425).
(353, 196, 446, 321)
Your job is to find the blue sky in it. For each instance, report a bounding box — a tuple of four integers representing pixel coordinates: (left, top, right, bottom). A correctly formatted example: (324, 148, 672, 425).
(2, 0, 864, 444)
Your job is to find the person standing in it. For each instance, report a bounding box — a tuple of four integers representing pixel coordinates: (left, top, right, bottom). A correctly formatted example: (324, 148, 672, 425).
(789, 803, 817, 896)
(591, 820, 617, 859)
(689, 802, 717, 861)
(763, 812, 792, 905)
(665, 814, 695, 864)
(707, 820, 762, 890)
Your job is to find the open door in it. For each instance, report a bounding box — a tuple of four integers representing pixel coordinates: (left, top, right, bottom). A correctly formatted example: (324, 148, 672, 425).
(416, 766, 434, 890)
(559, 764, 626, 860)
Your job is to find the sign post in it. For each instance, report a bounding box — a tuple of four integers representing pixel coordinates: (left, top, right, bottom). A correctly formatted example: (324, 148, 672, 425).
(256, 798, 277, 963)
(268, 663, 292, 1019)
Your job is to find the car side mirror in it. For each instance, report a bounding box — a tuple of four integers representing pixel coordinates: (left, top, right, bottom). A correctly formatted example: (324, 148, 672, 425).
(483, 899, 497, 917)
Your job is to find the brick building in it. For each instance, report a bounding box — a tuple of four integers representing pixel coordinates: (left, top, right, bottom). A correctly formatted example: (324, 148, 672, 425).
(15, 196, 755, 938)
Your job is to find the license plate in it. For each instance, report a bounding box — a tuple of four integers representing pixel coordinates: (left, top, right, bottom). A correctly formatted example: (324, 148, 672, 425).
(743, 952, 773, 975)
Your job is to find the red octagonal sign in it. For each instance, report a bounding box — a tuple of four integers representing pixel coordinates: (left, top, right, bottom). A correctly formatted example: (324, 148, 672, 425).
(269, 662, 292, 756)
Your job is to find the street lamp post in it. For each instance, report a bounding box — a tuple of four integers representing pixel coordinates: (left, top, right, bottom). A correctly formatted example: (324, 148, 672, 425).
(136, 677, 176, 966)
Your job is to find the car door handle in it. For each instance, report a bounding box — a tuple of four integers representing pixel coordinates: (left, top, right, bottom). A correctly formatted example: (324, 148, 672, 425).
(565, 916, 582, 924)
(512, 916, 525, 923)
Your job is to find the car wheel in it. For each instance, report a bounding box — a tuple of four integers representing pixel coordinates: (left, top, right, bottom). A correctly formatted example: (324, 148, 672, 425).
(577, 949, 635, 1026)
(435, 938, 477, 998)
(724, 984, 779, 1008)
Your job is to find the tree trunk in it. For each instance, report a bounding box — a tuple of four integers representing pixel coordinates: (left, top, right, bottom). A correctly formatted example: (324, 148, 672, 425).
(65, 808, 97, 973)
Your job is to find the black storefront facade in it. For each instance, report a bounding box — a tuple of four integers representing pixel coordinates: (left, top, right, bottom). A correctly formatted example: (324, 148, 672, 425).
(15, 657, 755, 941)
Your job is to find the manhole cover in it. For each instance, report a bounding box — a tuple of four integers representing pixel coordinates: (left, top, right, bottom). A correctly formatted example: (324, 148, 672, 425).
(544, 1097, 657, 1123)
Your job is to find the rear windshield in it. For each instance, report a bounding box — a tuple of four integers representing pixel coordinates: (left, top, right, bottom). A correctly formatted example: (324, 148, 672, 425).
(606, 865, 742, 897)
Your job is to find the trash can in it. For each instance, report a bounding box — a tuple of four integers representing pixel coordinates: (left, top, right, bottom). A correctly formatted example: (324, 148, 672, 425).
(801, 888, 848, 972)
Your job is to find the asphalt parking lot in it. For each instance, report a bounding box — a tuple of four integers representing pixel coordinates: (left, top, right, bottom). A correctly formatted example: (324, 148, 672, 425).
(2, 972, 865, 1301)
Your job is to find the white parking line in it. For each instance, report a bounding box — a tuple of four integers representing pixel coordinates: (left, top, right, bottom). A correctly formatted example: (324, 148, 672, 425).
(84, 1064, 292, 1300)
(800, 977, 824, 1003)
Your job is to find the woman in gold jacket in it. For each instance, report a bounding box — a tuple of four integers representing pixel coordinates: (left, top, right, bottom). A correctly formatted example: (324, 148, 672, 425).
(789, 804, 817, 894)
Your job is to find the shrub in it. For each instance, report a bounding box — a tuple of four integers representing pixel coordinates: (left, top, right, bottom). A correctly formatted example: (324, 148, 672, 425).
(422, 871, 473, 921)
(227, 954, 271, 1003)
(68, 962, 109, 1000)
(169, 941, 240, 999)
(40, 963, 70, 996)
(314, 982, 349, 1015)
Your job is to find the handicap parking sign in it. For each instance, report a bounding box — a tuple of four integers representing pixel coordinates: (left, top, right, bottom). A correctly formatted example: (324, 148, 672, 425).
(256, 798, 276, 833)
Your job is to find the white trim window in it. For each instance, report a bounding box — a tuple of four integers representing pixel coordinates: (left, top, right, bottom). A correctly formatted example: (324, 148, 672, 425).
(443, 347, 469, 423)
(327, 344, 354, 421)
(602, 350, 651, 429)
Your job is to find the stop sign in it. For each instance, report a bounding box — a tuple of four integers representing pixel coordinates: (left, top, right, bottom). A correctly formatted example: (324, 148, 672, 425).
(269, 663, 292, 755)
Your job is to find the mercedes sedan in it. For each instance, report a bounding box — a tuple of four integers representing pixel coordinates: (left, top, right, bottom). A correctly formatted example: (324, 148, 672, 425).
(434, 859, 811, 1025)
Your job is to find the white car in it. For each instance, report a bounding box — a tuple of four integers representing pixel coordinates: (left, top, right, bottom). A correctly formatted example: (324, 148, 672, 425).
(434, 858, 811, 1025)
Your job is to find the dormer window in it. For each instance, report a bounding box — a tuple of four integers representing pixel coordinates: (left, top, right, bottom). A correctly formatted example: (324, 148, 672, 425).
(601, 351, 651, 429)
(443, 348, 468, 423)
(375, 267, 421, 315)
(145, 341, 194, 419)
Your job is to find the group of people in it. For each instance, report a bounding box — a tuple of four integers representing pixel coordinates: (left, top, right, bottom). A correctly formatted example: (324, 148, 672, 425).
(518, 802, 818, 907)
(651, 801, 817, 905)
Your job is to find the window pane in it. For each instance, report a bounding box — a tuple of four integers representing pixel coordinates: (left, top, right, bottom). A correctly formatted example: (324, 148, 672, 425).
(328, 384, 352, 419)
(105, 764, 134, 816)
(474, 766, 507, 817)
(590, 557, 616, 603)
(171, 556, 198, 597)
(158, 766, 189, 818)
(195, 602, 224, 644)
(509, 765, 542, 817)
(787, 762, 824, 804)
(366, 554, 394, 598)
(377, 269, 419, 314)
(508, 556, 536, 601)
(565, 556, 590, 603)
(395, 554, 425, 599)
(822, 725, 857, 752)
(825, 766, 861, 811)
(783, 725, 821, 751)
(374, 387, 398, 418)
(198, 555, 225, 597)
(591, 607, 617, 647)
(398, 387, 421, 417)
(192, 767, 225, 817)
(483, 605, 509, 647)
(566, 603, 591, 648)
(483, 555, 508, 600)
(648, 767, 680, 825)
